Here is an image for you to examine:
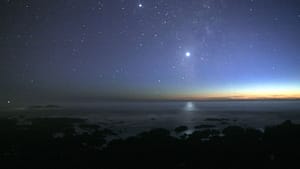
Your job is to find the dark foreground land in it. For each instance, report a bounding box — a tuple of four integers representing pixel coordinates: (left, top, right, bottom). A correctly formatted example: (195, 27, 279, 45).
(1, 117, 300, 169)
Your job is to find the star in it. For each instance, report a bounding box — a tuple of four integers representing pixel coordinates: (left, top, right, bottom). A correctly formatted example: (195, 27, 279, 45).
(7, 100, 11, 104)
(138, 3, 143, 8)
(185, 52, 191, 58)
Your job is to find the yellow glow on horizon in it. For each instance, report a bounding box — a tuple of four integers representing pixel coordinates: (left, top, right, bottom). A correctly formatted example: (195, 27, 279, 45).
(170, 84, 300, 100)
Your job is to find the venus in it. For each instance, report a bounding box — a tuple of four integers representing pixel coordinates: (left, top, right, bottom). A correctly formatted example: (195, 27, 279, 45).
(185, 52, 191, 58)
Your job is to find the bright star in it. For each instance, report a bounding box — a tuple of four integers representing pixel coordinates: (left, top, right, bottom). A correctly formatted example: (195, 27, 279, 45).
(185, 52, 191, 58)
(7, 100, 11, 104)
(138, 3, 143, 8)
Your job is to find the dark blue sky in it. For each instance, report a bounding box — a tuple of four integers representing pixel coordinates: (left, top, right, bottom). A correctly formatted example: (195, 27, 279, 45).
(1, 0, 300, 105)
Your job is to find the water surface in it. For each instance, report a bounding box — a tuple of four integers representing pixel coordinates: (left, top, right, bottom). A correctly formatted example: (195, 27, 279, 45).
(2, 100, 300, 136)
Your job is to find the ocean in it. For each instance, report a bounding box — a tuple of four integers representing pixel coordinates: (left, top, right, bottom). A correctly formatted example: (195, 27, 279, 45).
(2, 100, 300, 137)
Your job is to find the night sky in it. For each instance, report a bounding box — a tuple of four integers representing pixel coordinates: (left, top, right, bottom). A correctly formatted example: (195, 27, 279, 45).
(1, 0, 300, 105)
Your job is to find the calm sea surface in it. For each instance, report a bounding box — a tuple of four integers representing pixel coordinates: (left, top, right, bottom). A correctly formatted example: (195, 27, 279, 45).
(2, 100, 300, 136)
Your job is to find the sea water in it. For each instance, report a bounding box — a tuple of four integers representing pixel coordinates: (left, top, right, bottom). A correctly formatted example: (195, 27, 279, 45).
(2, 100, 300, 136)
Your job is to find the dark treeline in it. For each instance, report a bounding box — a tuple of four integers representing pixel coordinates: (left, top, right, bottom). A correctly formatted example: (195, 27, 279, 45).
(0, 117, 300, 169)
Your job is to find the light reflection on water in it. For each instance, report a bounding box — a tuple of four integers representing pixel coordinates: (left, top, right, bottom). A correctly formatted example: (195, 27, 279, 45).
(3, 100, 300, 137)
(184, 102, 196, 112)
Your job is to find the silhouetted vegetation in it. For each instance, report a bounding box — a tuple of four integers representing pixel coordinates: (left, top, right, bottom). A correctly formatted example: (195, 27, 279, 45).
(0, 117, 300, 169)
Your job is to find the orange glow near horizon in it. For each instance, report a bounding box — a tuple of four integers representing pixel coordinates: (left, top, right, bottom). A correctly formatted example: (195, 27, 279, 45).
(170, 84, 300, 100)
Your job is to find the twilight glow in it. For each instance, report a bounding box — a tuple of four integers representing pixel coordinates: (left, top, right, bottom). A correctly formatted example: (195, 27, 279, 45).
(172, 84, 300, 100)
(1, 0, 300, 106)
